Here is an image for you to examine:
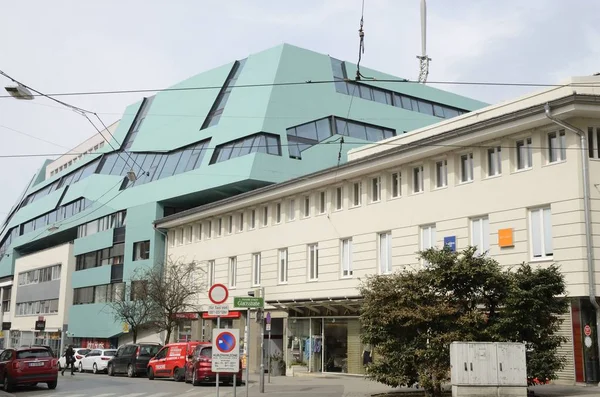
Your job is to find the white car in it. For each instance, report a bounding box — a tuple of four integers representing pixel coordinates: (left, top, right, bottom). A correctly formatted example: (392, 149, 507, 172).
(58, 347, 91, 371)
(79, 349, 117, 374)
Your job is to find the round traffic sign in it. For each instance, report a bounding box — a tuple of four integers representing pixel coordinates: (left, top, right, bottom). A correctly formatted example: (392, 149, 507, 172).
(208, 283, 229, 305)
(584, 324, 592, 337)
(216, 331, 236, 353)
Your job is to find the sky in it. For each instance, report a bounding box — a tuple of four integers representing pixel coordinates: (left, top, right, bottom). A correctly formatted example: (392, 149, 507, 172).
(0, 0, 598, 215)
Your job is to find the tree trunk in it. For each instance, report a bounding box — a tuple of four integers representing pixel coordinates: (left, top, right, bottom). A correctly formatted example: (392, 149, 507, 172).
(164, 328, 172, 345)
(132, 329, 138, 344)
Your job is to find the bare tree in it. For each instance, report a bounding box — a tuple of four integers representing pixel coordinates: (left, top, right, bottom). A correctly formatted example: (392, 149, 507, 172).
(106, 279, 156, 344)
(144, 258, 206, 344)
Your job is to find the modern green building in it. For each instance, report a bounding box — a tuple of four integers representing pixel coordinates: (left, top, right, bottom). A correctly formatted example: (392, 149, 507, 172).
(0, 44, 486, 347)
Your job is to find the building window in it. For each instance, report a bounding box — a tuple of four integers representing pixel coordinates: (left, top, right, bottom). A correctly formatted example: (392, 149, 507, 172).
(194, 224, 202, 241)
(460, 153, 474, 183)
(229, 257, 237, 288)
(289, 200, 296, 221)
(413, 166, 424, 193)
(341, 238, 353, 277)
(250, 209, 256, 229)
(371, 177, 381, 202)
(471, 217, 490, 256)
(304, 196, 311, 217)
(319, 192, 326, 214)
(530, 207, 553, 259)
(352, 182, 362, 206)
(435, 160, 447, 188)
(133, 241, 150, 261)
(15, 299, 59, 316)
(378, 232, 392, 274)
(516, 137, 533, 170)
(308, 244, 319, 281)
(421, 225, 437, 266)
(391, 172, 401, 198)
(17, 264, 61, 286)
(252, 253, 261, 286)
(548, 130, 566, 163)
(487, 147, 502, 177)
(262, 207, 268, 226)
(275, 203, 282, 224)
(2, 287, 11, 313)
(217, 218, 222, 236)
(208, 260, 215, 285)
(335, 187, 343, 210)
(278, 248, 288, 284)
(207, 221, 212, 238)
(185, 226, 192, 243)
(588, 127, 600, 158)
(239, 213, 244, 232)
(210, 133, 281, 163)
(177, 228, 184, 246)
(228, 215, 234, 234)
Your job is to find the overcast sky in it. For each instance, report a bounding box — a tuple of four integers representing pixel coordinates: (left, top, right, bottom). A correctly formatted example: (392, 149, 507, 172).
(0, 0, 598, 215)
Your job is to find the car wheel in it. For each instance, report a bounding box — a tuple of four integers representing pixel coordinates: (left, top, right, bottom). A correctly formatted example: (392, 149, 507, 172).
(148, 367, 155, 380)
(192, 368, 200, 386)
(92, 363, 98, 374)
(127, 364, 135, 378)
(3, 373, 13, 392)
(47, 380, 57, 390)
(174, 367, 184, 382)
(107, 363, 115, 376)
(79, 362, 84, 373)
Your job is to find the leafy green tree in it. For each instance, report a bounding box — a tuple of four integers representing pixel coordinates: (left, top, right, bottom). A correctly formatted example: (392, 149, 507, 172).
(359, 247, 567, 397)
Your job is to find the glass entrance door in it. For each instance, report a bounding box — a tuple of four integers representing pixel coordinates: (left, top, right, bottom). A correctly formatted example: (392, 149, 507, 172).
(309, 318, 323, 372)
(324, 318, 348, 372)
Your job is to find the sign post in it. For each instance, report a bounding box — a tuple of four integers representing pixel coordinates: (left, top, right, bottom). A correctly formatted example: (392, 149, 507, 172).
(234, 295, 265, 395)
(208, 284, 230, 397)
(266, 312, 271, 384)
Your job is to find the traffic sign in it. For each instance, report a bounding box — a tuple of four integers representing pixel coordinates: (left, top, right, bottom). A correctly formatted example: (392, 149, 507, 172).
(584, 324, 592, 337)
(266, 312, 271, 324)
(265, 323, 271, 332)
(233, 296, 264, 308)
(208, 304, 229, 316)
(209, 283, 229, 305)
(212, 328, 240, 373)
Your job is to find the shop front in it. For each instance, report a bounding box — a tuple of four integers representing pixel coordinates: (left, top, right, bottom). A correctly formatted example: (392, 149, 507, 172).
(270, 297, 367, 375)
(572, 297, 600, 384)
(73, 337, 119, 350)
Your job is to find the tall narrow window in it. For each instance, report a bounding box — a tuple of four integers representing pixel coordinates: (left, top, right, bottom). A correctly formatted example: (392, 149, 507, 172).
(413, 166, 424, 193)
(588, 127, 600, 159)
(308, 244, 319, 281)
(421, 225, 436, 266)
(391, 172, 401, 198)
(217, 218, 222, 236)
(252, 253, 261, 286)
(239, 213, 244, 232)
(341, 238, 353, 277)
(335, 187, 343, 210)
(194, 224, 202, 241)
(229, 257, 237, 288)
(435, 160, 447, 188)
(530, 207, 553, 259)
(471, 217, 490, 255)
(207, 221, 212, 238)
(460, 153, 474, 183)
(228, 215, 233, 234)
(186, 226, 193, 243)
(487, 147, 502, 177)
(278, 248, 288, 284)
(548, 130, 566, 163)
(378, 232, 392, 274)
(516, 137, 533, 170)
(304, 196, 311, 217)
(250, 209, 256, 229)
(352, 182, 362, 206)
(275, 203, 282, 223)
(319, 192, 326, 214)
(208, 260, 215, 285)
(262, 207, 268, 226)
(133, 241, 150, 261)
(371, 177, 381, 202)
(289, 200, 296, 220)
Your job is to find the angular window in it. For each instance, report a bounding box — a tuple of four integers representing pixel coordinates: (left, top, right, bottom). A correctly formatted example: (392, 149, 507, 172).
(341, 238, 353, 277)
(308, 244, 319, 281)
(210, 133, 281, 164)
(378, 232, 392, 274)
(460, 153, 474, 183)
(471, 217, 490, 256)
(278, 248, 288, 284)
(548, 130, 566, 163)
(413, 166, 424, 193)
(530, 207, 553, 259)
(516, 137, 533, 170)
(435, 160, 447, 188)
(202, 59, 246, 130)
(487, 147, 502, 177)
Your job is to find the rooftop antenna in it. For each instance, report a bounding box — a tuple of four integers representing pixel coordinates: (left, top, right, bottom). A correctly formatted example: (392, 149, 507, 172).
(416, 0, 431, 83)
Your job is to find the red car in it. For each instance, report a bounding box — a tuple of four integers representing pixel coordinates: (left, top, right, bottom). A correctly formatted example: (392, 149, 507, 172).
(0, 347, 58, 392)
(184, 343, 243, 386)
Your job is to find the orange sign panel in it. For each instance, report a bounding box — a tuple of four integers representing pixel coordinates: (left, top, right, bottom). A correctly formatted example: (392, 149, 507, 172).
(498, 228, 514, 248)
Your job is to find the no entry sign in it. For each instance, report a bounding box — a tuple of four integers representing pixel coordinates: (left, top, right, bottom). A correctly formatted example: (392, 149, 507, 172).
(208, 283, 229, 305)
(584, 324, 592, 337)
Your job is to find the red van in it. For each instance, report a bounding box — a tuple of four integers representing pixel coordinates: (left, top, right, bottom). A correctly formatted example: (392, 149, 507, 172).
(147, 341, 202, 381)
(184, 343, 243, 386)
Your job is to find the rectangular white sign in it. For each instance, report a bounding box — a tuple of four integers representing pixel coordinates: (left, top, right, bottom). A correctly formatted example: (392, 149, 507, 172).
(212, 328, 240, 373)
(208, 304, 229, 316)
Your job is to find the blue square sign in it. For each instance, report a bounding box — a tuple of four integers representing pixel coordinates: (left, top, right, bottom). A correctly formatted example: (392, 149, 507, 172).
(444, 236, 456, 252)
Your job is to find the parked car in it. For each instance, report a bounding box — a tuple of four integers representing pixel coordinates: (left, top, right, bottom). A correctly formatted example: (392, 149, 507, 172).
(107, 343, 162, 377)
(184, 343, 243, 386)
(30, 345, 57, 358)
(58, 347, 90, 371)
(147, 341, 203, 381)
(0, 346, 58, 392)
(78, 349, 117, 374)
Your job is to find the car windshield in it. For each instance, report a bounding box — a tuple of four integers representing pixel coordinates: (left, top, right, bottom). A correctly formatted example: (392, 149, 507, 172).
(103, 350, 116, 356)
(17, 349, 51, 359)
(139, 345, 160, 357)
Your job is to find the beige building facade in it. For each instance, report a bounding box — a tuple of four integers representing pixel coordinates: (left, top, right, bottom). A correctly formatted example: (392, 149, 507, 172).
(155, 76, 600, 384)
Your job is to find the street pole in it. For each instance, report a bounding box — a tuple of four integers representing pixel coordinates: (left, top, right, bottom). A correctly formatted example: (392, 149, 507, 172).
(245, 308, 250, 397)
(233, 366, 237, 397)
(259, 287, 265, 393)
(216, 316, 220, 397)
(268, 328, 271, 383)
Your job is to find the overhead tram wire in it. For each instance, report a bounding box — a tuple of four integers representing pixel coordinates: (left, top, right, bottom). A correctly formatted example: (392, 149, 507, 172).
(0, 70, 146, 174)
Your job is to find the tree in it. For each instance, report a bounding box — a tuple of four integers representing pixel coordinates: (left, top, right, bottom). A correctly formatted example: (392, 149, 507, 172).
(143, 258, 206, 344)
(359, 247, 568, 397)
(106, 279, 156, 344)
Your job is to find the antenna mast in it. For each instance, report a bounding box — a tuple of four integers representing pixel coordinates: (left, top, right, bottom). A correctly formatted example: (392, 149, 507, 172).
(416, 0, 431, 83)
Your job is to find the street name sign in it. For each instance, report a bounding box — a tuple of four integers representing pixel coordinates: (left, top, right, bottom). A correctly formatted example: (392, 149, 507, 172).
(212, 328, 240, 373)
(233, 296, 264, 308)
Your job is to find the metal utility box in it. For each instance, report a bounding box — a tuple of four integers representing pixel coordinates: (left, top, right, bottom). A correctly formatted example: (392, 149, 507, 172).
(450, 342, 527, 397)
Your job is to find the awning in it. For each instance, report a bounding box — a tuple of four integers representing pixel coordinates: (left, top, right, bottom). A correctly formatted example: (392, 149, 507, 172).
(266, 296, 363, 315)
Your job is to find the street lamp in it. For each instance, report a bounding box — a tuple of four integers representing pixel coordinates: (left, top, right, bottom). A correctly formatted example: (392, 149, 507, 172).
(4, 84, 34, 100)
